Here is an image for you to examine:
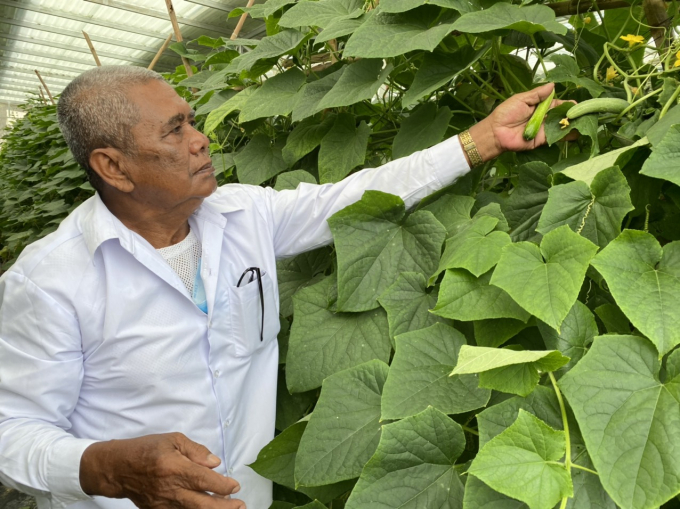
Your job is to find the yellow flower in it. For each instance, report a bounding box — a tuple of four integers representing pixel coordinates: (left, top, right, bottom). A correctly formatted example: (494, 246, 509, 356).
(559, 118, 570, 130)
(675, 59, 680, 68)
(606, 66, 619, 82)
(620, 34, 645, 47)
(583, 16, 591, 24)
(631, 87, 639, 96)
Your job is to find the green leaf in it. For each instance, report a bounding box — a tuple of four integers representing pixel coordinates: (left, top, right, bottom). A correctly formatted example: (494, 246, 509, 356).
(229, 29, 308, 72)
(276, 374, 316, 430)
(211, 152, 235, 178)
(239, 68, 307, 122)
(279, 0, 364, 28)
(451, 3, 567, 35)
(392, 103, 452, 159)
(547, 55, 604, 98)
(276, 247, 331, 317)
(537, 166, 633, 248)
(646, 104, 680, 146)
(590, 229, 680, 356)
(286, 276, 391, 392)
(537, 301, 597, 376)
(197, 90, 237, 116)
(275, 170, 318, 191)
(292, 67, 346, 122)
(502, 161, 553, 242)
(282, 115, 336, 166)
(431, 215, 511, 282)
(560, 137, 649, 185)
(234, 135, 288, 185)
(490, 225, 599, 331)
(345, 407, 466, 509)
(329, 190, 446, 312)
(560, 335, 680, 509)
(544, 104, 599, 156)
(473, 318, 532, 348)
(594, 303, 631, 334)
(381, 0, 479, 14)
(343, 6, 458, 58)
(315, 14, 368, 42)
(377, 272, 447, 344)
(469, 410, 573, 509)
(318, 113, 371, 183)
(640, 124, 680, 187)
(262, 0, 298, 16)
(432, 269, 532, 322)
(295, 502, 327, 509)
(250, 421, 308, 489)
(463, 475, 526, 509)
(381, 323, 491, 420)
(420, 194, 475, 238)
(295, 360, 389, 486)
(203, 87, 256, 135)
(317, 59, 393, 110)
(402, 44, 489, 107)
(475, 202, 510, 233)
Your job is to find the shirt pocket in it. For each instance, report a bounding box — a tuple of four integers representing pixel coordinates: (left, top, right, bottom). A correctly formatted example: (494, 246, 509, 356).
(227, 271, 280, 357)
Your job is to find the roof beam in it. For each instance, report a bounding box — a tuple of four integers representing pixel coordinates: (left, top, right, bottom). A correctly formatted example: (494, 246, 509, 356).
(0, 44, 98, 68)
(0, 76, 64, 90)
(83, 0, 227, 34)
(0, 65, 74, 81)
(0, 33, 173, 69)
(1, 56, 83, 74)
(184, 0, 233, 13)
(1, 84, 40, 94)
(0, 0, 169, 40)
(0, 17, 180, 56)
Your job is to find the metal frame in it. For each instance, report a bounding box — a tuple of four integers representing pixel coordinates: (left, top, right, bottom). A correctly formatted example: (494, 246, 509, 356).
(0, 0, 169, 40)
(0, 66, 75, 81)
(0, 44, 98, 68)
(1, 56, 83, 74)
(1, 84, 40, 94)
(184, 0, 233, 13)
(0, 32, 172, 68)
(83, 0, 227, 34)
(1, 76, 63, 90)
(0, 17, 179, 56)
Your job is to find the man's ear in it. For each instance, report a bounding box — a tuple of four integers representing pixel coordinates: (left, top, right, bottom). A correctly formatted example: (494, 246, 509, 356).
(89, 148, 135, 193)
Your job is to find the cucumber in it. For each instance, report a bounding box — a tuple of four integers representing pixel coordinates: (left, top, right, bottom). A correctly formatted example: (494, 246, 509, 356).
(566, 98, 630, 119)
(523, 90, 555, 141)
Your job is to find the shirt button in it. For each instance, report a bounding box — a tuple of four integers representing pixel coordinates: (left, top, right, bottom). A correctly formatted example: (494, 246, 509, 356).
(223, 419, 231, 428)
(208, 320, 212, 328)
(214, 370, 220, 378)
(228, 468, 234, 475)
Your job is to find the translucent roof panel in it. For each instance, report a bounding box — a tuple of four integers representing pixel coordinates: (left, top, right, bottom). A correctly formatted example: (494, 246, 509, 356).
(0, 0, 265, 108)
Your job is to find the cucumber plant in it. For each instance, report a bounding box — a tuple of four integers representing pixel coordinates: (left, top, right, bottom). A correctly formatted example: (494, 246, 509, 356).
(2, 0, 680, 507)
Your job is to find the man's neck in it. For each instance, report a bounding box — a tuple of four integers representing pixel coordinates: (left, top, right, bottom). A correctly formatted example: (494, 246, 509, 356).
(100, 191, 200, 249)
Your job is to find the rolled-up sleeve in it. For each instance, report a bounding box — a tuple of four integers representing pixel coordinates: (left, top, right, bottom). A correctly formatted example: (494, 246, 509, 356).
(267, 136, 470, 258)
(0, 271, 98, 508)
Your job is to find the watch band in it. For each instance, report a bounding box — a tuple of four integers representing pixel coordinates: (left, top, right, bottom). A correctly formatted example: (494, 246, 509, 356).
(459, 129, 484, 168)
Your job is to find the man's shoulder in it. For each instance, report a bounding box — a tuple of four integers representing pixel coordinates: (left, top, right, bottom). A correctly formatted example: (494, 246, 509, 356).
(204, 183, 272, 215)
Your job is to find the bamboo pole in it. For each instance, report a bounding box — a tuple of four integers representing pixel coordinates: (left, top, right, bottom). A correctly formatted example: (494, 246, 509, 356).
(34, 70, 55, 105)
(163, 0, 193, 77)
(148, 33, 174, 70)
(38, 86, 46, 104)
(230, 0, 256, 40)
(82, 31, 102, 66)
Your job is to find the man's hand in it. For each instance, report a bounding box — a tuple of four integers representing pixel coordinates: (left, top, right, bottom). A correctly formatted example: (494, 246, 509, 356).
(467, 83, 576, 163)
(80, 433, 245, 509)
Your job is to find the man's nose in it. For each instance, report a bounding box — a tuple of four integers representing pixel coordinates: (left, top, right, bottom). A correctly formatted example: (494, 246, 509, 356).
(190, 125, 210, 154)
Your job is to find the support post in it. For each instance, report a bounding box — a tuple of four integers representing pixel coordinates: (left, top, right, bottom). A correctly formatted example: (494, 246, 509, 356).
(164, 0, 193, 77)
(230, 0, 256, 40)
(148, 33, 174, 71)
(82, 31, 102, 66)
(35, 70, 55, 105)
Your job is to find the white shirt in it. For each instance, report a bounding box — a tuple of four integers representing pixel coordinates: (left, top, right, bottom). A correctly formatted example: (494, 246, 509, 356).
(157, 228, 202, 296)
(0, 137, 470, 509)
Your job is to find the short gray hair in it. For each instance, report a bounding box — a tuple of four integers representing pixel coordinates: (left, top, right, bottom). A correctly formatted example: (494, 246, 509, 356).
(57, 65, 165, 192)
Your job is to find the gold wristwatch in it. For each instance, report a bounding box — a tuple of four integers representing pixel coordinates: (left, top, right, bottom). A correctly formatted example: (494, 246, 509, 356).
(459, 129, 484, 168)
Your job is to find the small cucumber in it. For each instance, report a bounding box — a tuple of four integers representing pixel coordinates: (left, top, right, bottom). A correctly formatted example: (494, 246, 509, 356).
(523, 89, 555, 141)
(566, 98, 630, 119)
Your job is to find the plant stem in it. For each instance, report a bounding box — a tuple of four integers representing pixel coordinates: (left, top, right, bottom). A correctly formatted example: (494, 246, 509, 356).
(660, 84, 680, 118)
(549, 372, 572, 509)
(615, 87, 663, 120)
(571, 463, 599, 475)
(530, 34, 548, 76)
(462, 425, 479, 436)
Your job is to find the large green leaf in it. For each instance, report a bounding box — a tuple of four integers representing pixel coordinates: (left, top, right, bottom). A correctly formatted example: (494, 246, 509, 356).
(430, 215, 511, 282)
(544, 104, 599, 156)
(560, 335, 680, 509)
(501, 161, 553, 242)
(276, 247, 332, 317)
(328, 191, 446, 312)
(318, 113, 371, 184)
(536, 301, 597, 377)
(203, 87, 255, 135)
(381, 0, 479, 13)
(463, 475, 526, 509)
(250, 421, 308, 489)
(295, 360, 389, 486)
(317, 59, 393, 110)
(392, 103, 452, 159)
(233, 135, 288, 185)
(451, 345, 569, 396)
(239, 68, 307, 122)
(546, 55, 604, 98)
(292, 67, 346, 122)
(560, 138, 649, 185)
(279, 0, 364, 28)
(537, 166, 634, 248)
(646, 104, 680, 145)
(420, 194, 475, 238)
(590, 230, 680, 356)
(469, 410, 572, 509)
(376, 272, 446, 344)
(402, 45, 489, 107)
(451, 3, 567, 35)
(343, 6, 458, 58)
(315, 14, 368, 42)
(282, 115, 336, 166)
(381, 323, 490, 420)
(228, 29, 308, 72)
(432, 269, 532, 322)
(490, 225, 599, 331)
(640, 124, 680, 186)
(286, 276, 391, 392)
(345, 407, 466, 509)
(473, 318, 532, 348)
(275, 170, 318, 191)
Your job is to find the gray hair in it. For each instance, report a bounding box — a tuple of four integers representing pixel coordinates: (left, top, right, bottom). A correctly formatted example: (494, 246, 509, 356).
(57, 65, 165, 192)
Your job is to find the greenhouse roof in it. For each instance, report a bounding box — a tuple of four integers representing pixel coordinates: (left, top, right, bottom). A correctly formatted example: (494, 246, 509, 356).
(0, 0, 265, 107)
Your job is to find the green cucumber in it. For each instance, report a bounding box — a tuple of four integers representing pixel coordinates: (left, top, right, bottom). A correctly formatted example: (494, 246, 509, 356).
(566, 98, 630, 119)
(523, 89, 555, 141)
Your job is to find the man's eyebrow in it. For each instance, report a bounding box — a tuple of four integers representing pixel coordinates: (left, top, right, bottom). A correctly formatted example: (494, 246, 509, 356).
(164, 110, 196, 129)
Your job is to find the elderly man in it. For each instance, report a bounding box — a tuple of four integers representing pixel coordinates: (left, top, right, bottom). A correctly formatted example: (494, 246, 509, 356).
(0, 66, 560, 509)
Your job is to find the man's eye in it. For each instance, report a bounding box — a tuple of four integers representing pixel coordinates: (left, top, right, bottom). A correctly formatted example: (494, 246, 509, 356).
(173, 125, 182, 133)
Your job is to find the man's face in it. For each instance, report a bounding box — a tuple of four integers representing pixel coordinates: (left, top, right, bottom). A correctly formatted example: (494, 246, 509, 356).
(120, 79, 216, 209)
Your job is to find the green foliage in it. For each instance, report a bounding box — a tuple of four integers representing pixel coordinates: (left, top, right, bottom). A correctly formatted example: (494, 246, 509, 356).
(5, 0, 680, 506)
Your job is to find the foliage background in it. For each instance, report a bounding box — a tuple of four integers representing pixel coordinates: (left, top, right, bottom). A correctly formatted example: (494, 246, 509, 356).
(2, 0, 680, 507)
